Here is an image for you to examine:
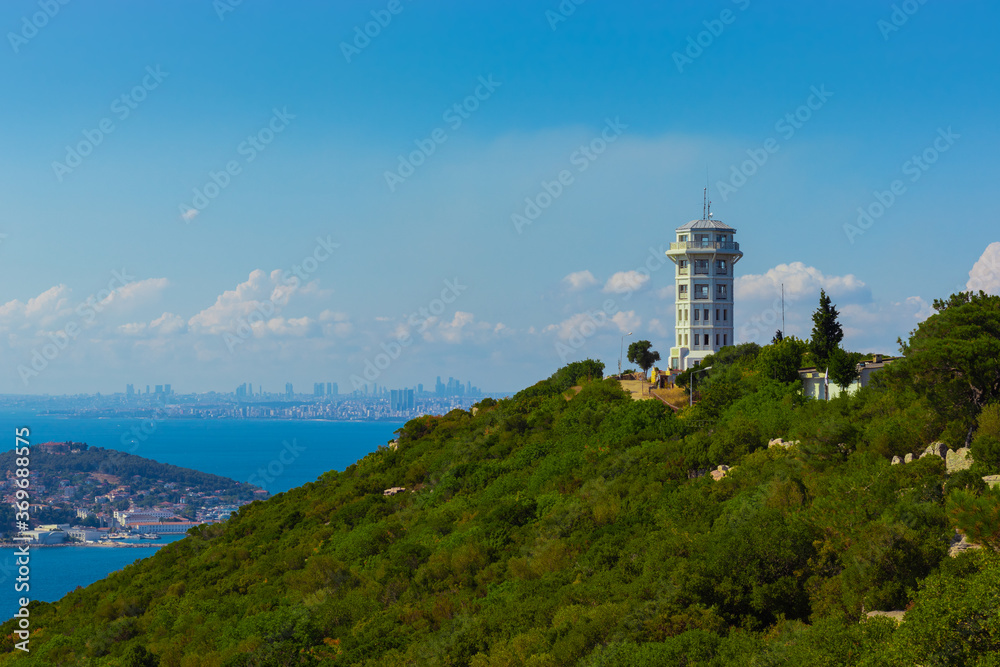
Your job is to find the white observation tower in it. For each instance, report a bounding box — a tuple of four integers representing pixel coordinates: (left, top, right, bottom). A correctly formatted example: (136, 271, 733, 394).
(666, 192, 743, 371)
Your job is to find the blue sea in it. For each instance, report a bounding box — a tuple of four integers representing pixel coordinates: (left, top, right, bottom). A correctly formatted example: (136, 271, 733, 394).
(0, 413, 404, 620)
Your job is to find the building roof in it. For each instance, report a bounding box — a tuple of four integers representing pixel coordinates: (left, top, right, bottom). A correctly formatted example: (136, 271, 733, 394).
(676, 218, 737, 232)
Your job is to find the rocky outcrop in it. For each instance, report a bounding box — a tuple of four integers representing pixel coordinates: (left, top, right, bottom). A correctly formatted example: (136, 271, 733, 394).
(949, 530, 982, 558)
(865, 610, 906, 623)
(891, 456, 902, 465)
(919, 441, 949, 460)
(710, 465, 732, 481)
(945, 447, 973, 473)
(767, 438, 799, 449)
(983, 475, 1000, 489)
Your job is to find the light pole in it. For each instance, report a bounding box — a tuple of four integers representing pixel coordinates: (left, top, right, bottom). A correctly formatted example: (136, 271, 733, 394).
(619, 332, 632, 376)
(689, 365, 713, 407)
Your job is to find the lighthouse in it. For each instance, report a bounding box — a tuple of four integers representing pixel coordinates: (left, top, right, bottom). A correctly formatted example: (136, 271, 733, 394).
(666, 196, 743, 370)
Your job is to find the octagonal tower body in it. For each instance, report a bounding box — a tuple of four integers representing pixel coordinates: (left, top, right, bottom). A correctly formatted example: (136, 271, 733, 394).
(665, 217, 743, 371)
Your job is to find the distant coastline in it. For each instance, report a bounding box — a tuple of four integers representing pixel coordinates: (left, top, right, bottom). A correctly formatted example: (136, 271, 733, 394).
(0, 541, 167, 548)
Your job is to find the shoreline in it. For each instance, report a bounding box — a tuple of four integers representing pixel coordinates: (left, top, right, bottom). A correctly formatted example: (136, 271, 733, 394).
(0, 541, 168, 548)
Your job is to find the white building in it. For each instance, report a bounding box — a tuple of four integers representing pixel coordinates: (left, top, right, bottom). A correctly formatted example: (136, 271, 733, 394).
(129, 521, 206, 534)
(666, 206, 743, 370)
(67, 528, 103, 542)
(115, 509, 175, 526)
(799, 355, 895, 400)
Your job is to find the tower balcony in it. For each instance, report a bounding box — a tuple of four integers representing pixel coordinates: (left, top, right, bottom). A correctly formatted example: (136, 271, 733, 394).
(668, 241, 740, 253)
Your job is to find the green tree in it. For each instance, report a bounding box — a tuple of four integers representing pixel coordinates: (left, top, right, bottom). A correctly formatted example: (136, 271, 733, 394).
(627, 340, 661, 373)
(948, 487, 1000, 552)
(829, 347, 864, 390)
(122, 643, 159, 667)
(893, 291, 1000, 445)
(755, 336, 807, 383)
(809, 289, 844, 367)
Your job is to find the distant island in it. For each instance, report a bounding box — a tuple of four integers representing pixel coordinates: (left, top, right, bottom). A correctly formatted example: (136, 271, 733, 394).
(0, 441, 263, 543)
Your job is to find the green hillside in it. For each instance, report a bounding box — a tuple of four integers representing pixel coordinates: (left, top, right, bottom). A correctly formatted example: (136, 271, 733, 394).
(4, 293, 1000, 666)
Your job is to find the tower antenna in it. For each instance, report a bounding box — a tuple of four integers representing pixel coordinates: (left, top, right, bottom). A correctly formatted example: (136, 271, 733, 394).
(702, 187, 707, 220)
(781, 283, 785, 335)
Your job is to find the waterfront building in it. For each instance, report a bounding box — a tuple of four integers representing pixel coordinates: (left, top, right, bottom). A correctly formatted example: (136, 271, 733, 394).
(665, 199, 743, 371)
(129, 520, 209, 534)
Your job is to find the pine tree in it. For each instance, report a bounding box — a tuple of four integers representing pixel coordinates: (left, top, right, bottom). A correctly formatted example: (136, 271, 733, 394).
(809, 289, 843, 367)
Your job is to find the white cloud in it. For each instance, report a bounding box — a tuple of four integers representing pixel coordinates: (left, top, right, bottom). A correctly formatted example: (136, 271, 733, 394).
(262, 316, 317, 337)
(180, 208, 199, 222)
(603, 270, 650, 294)
(188, 269, 298, 335)
(562, 270, 598, 290)
(737, 261, 870, 303)
(0, 285, 73, 330)
(544, 308, 638, 340)
(967, 242, 1000, 294)
(319, 310, 353, 337)
(647, 318, 669, 337)
(435, 311, 476, 343)
(612, 310, 641, 333)
(98, 277, 170, 309)
(151, 312, 187, 335)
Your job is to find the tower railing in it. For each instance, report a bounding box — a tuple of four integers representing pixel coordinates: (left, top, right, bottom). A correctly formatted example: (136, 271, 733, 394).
(669, 241, 740, 252)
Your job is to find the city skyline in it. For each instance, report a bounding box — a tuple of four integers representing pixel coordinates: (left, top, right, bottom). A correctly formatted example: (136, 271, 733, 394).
(1, 2, 998, 394)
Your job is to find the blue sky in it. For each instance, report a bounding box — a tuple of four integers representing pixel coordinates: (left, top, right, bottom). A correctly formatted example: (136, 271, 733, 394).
(1, 0, 998, 394)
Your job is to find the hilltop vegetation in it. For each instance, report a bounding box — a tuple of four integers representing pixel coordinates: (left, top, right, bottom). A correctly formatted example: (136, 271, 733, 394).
(3, 292, 1000, 666)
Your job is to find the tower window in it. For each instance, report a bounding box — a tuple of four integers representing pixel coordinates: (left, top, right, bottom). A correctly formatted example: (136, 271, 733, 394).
(694, 260, 709, 274)
(716, 334, 720, 346)
(716, 259, 727, 274)
(724, 334, 728, 345)
(723, 309, 728, 321)
(694, 309, 700, 321)
(717, 284, 728, 299)
(704, 309, 709, 321)
(678, 284, 688, 299)
(703, 334, 709, 346)
(694, 284, 709, 299)
(716, 309, 720, 321)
